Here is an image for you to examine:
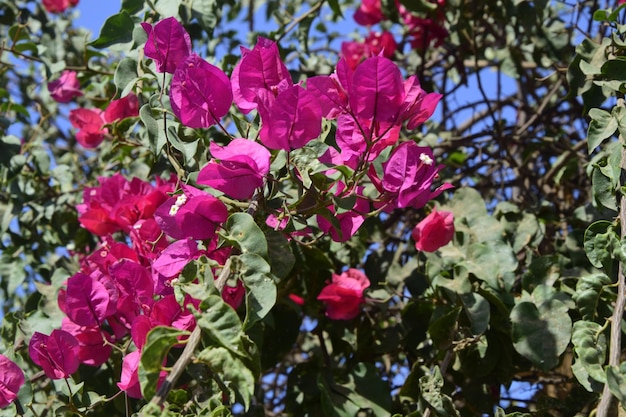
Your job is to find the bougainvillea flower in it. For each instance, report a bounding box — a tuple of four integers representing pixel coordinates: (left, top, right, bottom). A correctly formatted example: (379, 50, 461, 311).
(104, 93, 139, 124)
(197, 138, 271, 199)
(353, 0, 384, 25)
(408, 17, 449, 50)
(118, 350, 168, 399)
(370, 141, 453, 210)
(130, 295, 196, 349)
(77, 174, 172, 236)
(153, 238, 201, 279)
(349, 56, 404, 123)
(364, 31, 397, 59)
(117, 350, 143, 398)
(318, 269, 370, 320)
(231, 37, 292, 114)
(317, 185, 370, 242)
(42, 0, 79, 14)
(0, 355, 24, 408)
(48, 70, 82, 103)
(222, 281, 246, 310)
(412, 209, 454, 252)
(64, 272, 114, 327)
(341, 40, 370, 71)
(69, 108, 107, 148)
(154, 185, 228, 240)
(335, 114, 400, 166)
(399, 76, 442, 130)
(257, 84, 322, 151)
(170, 53, 233, 129)
(307, 74, 349, 120)
(131, 218, 170, 258)
(61, 318, 112, 367)
(141, 17, 192, 73)
(109, 259, 154, 313)
(29, 330, 80, 379)
(289, 294, 305, 306)
(400, 1, 448, 50)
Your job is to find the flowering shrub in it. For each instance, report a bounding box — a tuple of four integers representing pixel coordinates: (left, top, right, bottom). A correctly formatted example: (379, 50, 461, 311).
(2, 0, 611, 415)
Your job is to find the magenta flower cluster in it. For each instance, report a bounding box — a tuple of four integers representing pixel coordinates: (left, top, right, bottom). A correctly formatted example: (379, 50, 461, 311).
(24, 173, 239, 399)
(1, 15, 453, 407)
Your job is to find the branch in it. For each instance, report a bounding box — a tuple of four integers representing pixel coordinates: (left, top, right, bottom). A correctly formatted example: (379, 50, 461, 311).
(597, 98, 626, 417)
(145, 188, 262, 411)
(147, 258, 232, 410)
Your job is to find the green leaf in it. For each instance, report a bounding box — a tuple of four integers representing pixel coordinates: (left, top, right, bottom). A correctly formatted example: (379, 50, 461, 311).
(289, 140, 329, 189)
(196, 346, 255, 411)
(572, 273, 612, 321)
(419, 367, 460, 417)
(326, 0, 343, 19)
(154, 0, 181, 17)
(587, 108, 617, 154)
(584, 221, 617, 270)
(593, 9, 613, 22)
(318, 364, 392, 417)
(234, 253, 277, 329)
(264, 229, 295, 279)
(0, 135, 20, 167)
(591, 166, 618, 211)
(113, 57, 138, 96)
(607, 363, 626, 404)
(448, 187, 487, 227)
(139, 102, 167, 155)
(196, 295, 245, 357)
(459, 292, 490, 335)
(429, 306, 462, 349)
(90, 11, 135, 49)
(191, 0, 219, 32)
(139, 326, 190, 400)
(167, 125, 197, 166)
(601, 58, 626, 81)
(122, 0, 144, 13)
(223, 213, 268, 259)
(510, 299, 572, 371)
(571, 321, 606, 389)
(399, 0, 437, 13)
(465, 241, 518, 291)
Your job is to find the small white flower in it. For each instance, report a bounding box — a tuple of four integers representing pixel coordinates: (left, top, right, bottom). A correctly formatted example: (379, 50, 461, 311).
(175, 194, 188, 207)
(419, 153, 434, 166)
(169, 204, 180, 216)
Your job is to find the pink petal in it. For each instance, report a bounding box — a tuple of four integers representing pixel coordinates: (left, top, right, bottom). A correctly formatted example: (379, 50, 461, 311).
(307, 75, 349, 119)
(349, 56, 404, 123)
(65, 273, 112, 327)
(0, 355, 24, 408)
(170, 54, 233, 128)
(258, 85, 322, 150)
(152, 239, 200, 278)
(142, 17, 192, 74)
(235, 37, 292, 109)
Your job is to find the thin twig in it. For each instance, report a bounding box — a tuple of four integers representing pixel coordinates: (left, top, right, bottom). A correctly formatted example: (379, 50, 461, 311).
(145, 186, 263, 411)
(147, 258, 232, 410)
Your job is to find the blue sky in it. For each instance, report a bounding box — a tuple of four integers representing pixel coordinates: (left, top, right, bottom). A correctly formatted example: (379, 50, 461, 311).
(75, 2, 120, 36)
